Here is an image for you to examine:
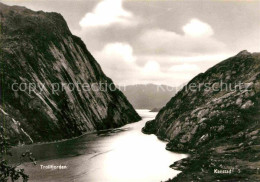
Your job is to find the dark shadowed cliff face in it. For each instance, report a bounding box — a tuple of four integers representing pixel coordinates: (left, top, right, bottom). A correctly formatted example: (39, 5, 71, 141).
(143, 51, 260, 181)
(0, 3, 140, 145)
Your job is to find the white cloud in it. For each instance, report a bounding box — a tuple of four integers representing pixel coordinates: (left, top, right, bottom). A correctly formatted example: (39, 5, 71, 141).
(166, 54, 231, 63)
(79, 0, 133, 27)
(93, 17, 232, 86)
(183, 19, 214, 37)
(137, 53, 232, 78)
(169, 64, 200, 72)
(137, 19, 226, 56)
(102, 43, 136, 63)
(143, 61, 160, 74)
(94, 43, 140, 82)
(94, 42, 202, 86)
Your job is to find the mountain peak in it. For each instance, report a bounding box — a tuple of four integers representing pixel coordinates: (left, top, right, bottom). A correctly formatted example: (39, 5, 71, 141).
(142, 50, 260, 181)
(236, 50, 251, 56)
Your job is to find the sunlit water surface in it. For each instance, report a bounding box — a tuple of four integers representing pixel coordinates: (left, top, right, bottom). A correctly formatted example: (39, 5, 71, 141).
(12, 110, 187, 182)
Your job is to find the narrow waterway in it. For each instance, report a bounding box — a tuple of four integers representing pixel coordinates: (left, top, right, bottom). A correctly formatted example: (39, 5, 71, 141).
(12, 110, 187, 182)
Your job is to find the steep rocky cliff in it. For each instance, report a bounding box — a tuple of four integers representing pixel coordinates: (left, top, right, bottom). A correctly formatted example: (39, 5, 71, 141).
(143, 50, 260, 181)
(0, 3, 140, 145)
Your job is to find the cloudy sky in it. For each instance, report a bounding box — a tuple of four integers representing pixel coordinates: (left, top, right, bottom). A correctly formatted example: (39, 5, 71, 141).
(3, 0, 260, 86)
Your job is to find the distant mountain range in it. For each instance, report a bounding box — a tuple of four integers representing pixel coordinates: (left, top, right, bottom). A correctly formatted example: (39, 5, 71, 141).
(119, 84, 178, 110)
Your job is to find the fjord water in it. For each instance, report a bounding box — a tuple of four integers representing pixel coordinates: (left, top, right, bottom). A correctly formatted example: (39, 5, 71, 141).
(12, 110, 187, 182)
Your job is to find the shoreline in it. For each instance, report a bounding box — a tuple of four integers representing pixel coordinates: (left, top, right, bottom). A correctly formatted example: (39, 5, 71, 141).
(11, 112, 145, 149)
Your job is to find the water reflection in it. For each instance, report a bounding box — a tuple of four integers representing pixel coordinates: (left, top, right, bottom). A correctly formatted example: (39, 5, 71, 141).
(13, 110, 187, 182)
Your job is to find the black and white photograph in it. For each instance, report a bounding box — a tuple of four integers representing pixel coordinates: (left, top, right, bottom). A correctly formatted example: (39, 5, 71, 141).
(0, 0, 259, 181)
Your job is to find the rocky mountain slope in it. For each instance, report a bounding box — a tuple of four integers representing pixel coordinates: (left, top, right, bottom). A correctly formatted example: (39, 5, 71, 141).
(143, 50, 260, 181)
(0, 3, 140, 145)
(120, 84, 177, 110)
